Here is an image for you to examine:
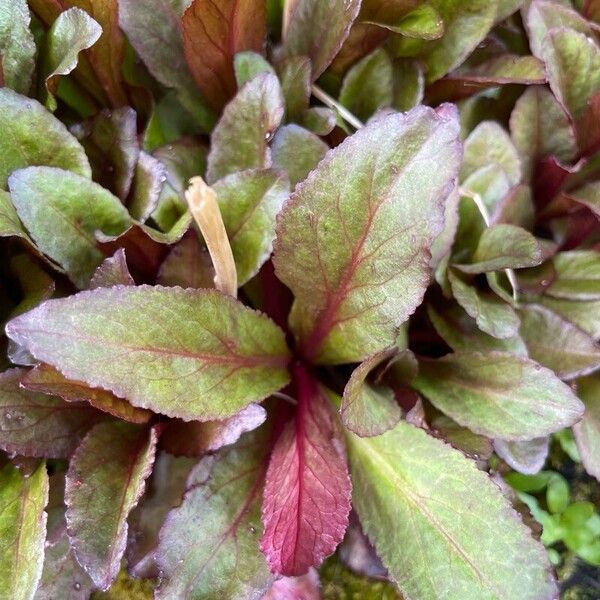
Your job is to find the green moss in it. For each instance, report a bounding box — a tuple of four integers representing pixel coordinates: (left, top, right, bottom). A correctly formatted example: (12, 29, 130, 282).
(320, 556, 403, 600)
(91, 569, 154, 600)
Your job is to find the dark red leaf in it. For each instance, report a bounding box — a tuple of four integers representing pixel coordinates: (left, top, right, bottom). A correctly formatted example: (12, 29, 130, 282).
(260, 364, 351, 576)
(182, 0, 267, 111)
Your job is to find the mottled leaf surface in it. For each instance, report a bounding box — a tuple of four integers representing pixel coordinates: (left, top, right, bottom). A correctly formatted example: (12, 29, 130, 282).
(214, 169, 289, 285)
(6, 286, 290, 420)
(542, 28, 600, 122)
(182, 0, 266, 110)
(341, 347, 401, 437)
(494, 438, 549, 475)
(448, 269, 520, 339)
(65, 421, 157, 590)
(546, 251, 600, 300)
(0, 462, 48, 600)
(283, 0, 361, 80)
(413, 351, 584, 440)
(519, 305, 600, 380)
(574, 374, 600, 481)
(0, 368, 101, 459)
(206, 73, 284, 183)
(271, 125, 328, 188)
(428, 302, 527, 355)
(0, 0, 36, 94)
(155, 429, 273, 599)
(345, 418, 558, 599)
(0, 88, 91, 188)
(274, 106, 461, 364)
(261, 369, 351, 575)
(455, 224, 542, 274)
(8, 167, 131, 288)
(461, 120, 522, 186)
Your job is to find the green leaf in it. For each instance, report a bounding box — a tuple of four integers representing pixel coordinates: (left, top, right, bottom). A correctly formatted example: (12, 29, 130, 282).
(0, 190, 31, 243)
(6, 286, 290, 420)
(546, 251, 600, 300)
(0, 0, 36, 94)
(0, 462, 48, 600)
(376, 3, 444, 39)
(427, 301, 528, 354)
(9, 254, 55, 317)
(542, 28, 600, 122)
(448, 269, 520, 339)
(0, 88, 91, 189)
(0, 368, 102, 459)
(302, 106, 336, 136)
(574, 373, 600, 481)
(525, 0, 592, 61)
(339, 48, 393, 122)
(546, 472, 569, 514)
(392, 58, 424, 112)
(206, 73, 284, 183)
(271, 124, 328, 188)
(341, 347, 402, 436)
(344, 417, 558, 599)
(519, 304, 600, 380)
(283, 0, 361, 80)
(128, 151, 167, 222)
(432, 414, 493, 459)
(461, 120, 522, 186)
(422, 0, 498, 83)
(43, 8, 102, 111)
(155, 429, 273, 599)
(214, 169, 289, 285)
(276, 55, 311, 124)
(117, 0, 215, 131)
(537, 296, 600, 341)
(509, 86, 577, 183)
(413, 351, 584, 440)
(494, 438, 549, 475)
(65, 421, 157, 590)
(455, 224, 542, 274)
(8, 166, 132, 289)
(274, 106, 461, 364)
(234, 51, 275, 87)
(86, 107, 140, 201)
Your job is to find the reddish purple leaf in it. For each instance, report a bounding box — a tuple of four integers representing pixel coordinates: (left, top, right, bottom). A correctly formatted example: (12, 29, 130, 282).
(260, 364, 351, 575)
(0, 368, 102, 459)
(182, 0, 267, 110)
(89, 248, 135, 289)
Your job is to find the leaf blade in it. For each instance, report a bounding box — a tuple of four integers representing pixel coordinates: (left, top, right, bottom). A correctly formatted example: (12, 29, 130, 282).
(6, 286, 290, 420)
(274, 106, 461, 364)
